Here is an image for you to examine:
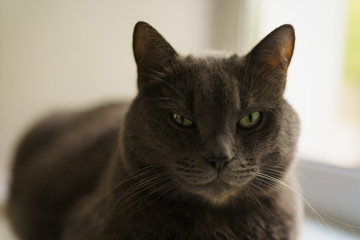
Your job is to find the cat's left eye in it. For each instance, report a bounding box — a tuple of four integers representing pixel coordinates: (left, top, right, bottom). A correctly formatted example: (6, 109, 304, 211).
(171, 113, 194, 128)
(237, 112, 261, 129)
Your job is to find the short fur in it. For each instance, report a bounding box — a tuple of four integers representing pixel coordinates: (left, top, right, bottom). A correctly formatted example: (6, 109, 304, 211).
(8, 22, 302, 240)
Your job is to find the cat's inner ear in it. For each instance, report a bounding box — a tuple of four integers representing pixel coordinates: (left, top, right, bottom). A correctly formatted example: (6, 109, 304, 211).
(133, 22, 177, 75)
(248, 24, 295, 71)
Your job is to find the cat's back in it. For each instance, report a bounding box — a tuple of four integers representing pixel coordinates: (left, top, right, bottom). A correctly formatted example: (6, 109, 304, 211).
(7, 101, 129, 240)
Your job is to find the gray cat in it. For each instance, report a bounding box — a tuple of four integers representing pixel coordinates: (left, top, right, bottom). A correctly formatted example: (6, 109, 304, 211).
(7, 21, 302, 240)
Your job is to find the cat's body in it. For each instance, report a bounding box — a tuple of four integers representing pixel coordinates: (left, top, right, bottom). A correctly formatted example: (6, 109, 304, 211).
(8, 22, 302, 240)
(8, 103, 128, 239)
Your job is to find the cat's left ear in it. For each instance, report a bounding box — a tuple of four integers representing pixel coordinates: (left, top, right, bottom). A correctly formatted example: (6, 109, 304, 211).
(133, 21, 177, 77)
(247, 24, 295, 72)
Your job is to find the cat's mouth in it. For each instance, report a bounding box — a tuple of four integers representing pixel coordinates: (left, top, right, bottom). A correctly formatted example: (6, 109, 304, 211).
(176, 169, 258, 205)
(203, 178, 232, 192)
(173, 160, 259, 205)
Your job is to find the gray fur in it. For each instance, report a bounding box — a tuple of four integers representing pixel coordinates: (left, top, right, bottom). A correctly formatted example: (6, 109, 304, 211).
(7, 22, 302, 240)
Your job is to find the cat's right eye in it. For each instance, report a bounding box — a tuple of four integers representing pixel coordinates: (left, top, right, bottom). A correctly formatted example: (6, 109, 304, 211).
(171, 113, 194, 128)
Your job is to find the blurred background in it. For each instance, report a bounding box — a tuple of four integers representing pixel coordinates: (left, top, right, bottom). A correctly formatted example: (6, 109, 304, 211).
(0, 0, 359, 239)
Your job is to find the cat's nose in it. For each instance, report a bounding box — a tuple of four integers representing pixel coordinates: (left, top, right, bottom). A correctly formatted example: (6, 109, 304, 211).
(203, 134, 234, 173)
(206, 156, 232, 173)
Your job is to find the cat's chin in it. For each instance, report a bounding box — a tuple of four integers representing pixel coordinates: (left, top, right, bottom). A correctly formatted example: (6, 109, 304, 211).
(187, 179, 241, 206)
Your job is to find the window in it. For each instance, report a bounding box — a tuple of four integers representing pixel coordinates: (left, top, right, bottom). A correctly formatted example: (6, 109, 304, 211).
(235, 0, 360, 237)
(253, 0, 359, 168)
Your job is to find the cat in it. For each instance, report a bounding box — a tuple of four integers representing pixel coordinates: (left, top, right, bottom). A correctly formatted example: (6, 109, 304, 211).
(7, 21, 302, 240)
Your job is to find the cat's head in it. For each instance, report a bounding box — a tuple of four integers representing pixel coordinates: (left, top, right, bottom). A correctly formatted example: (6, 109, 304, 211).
(122, 22, 299, 206)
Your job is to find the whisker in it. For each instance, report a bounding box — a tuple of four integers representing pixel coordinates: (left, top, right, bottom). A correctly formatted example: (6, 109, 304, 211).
(248, 184, 275, 216)
(262, 170, 360, 231)
(88, 166, 166, 216)
(110, 167, 176, 207)
(255, 173, 336, 233)
(115, 177, 177, 215)
(139, 181, 180, 209)
(254, 176, 326, 228)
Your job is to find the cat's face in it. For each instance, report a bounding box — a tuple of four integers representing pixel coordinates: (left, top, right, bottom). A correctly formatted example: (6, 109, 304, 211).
(122, 22, 299, 206)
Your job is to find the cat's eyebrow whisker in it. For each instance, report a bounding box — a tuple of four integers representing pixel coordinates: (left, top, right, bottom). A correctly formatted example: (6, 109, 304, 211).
(152, 97, 186, 111)
(145, 71, 186, 103)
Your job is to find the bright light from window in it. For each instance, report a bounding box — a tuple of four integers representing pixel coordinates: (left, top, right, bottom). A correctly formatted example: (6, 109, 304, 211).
(251, 0, 360, 168)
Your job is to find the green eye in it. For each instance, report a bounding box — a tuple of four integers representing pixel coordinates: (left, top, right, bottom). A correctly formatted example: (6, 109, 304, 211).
(171, 113, 194, 128)
(237, 112, 261, 129)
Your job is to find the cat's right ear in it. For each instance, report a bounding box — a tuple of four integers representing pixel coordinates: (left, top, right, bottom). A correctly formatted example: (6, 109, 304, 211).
(133, 22, 177, 87)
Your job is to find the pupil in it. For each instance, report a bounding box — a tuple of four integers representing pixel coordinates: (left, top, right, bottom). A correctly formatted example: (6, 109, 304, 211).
(180, 116, 184, 123)
(248, 114, 253, 122)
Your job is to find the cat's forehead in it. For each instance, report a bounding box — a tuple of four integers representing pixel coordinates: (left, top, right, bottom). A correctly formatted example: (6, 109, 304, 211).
(174, 56, 243, 114)
(172, 55, 282, 112)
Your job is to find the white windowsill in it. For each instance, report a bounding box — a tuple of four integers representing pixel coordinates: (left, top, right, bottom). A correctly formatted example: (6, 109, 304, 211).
(301, 218, 360, 240)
